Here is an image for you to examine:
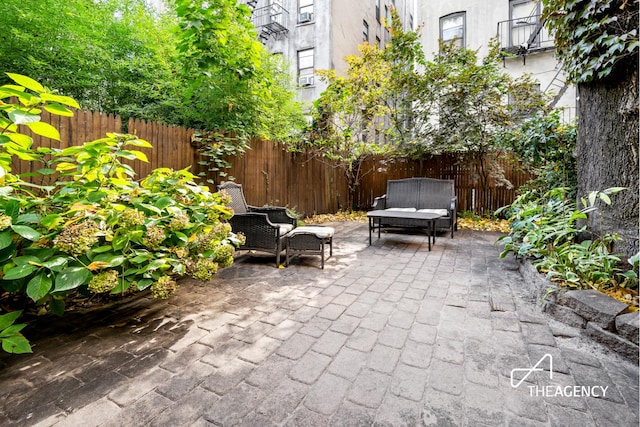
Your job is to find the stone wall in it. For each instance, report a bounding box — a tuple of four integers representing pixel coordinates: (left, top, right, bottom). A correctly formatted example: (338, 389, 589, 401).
(519, 261, 639, 362)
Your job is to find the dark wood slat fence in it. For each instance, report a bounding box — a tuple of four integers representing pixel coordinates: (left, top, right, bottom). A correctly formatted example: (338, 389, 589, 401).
(10, 110, 532, 216)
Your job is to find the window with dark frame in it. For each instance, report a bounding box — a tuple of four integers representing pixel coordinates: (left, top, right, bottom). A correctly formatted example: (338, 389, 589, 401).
(297, 48, 314, 86)
(375, 0, 380, 23)
(440, 12, 466, 48)
(298, 0, 314, 23)
(384, 5, 390, 38)
(363, 20, 369, 42)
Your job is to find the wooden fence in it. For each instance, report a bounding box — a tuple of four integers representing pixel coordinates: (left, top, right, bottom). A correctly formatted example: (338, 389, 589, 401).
(223, 142, 532, 216)
(11, 110, 197, 188)
(354, 154, 531, 214)
(10, 110, 532, 216)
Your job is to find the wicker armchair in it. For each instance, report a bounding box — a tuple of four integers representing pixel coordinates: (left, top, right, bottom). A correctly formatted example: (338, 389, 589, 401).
(218, 182, 297, 266)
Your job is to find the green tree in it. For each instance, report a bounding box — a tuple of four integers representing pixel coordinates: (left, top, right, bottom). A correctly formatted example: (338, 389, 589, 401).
(541, 0, 639, 256)
(381, 8, 429, 150)
(0, 0, 181, 124)
(304, 44, 394, 210)
(1, 0, 306, 141)
(500, 110, 577, 196)
(422, 42, 548, 209)
(173, 0, 305, 139)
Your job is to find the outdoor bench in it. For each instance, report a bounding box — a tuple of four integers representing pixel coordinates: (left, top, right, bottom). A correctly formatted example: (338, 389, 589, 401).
(370, 177, 457, 241)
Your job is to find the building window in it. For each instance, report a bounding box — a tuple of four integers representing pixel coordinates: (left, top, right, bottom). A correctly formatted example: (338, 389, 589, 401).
(375, 0, 380, 23)
(440, 12, 465, 48)
(298, 48, 314, 86)
(409, 14, 414, 30)
(298, 0, 313, 23)
(510, 0, 541, 47)
(384, 5, 390, 38)
(363, 20, 369, 42)
(375, 36, 381, 47)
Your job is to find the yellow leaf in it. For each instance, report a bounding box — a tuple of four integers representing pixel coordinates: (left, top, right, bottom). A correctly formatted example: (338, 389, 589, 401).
(109, 322, 128, 328)
(69, 203, 95, 211)
(87, 261, 110, 271)
(56, 162, 77, 171)
(25, 121, 60, 141)
(129, 150, 149, 162)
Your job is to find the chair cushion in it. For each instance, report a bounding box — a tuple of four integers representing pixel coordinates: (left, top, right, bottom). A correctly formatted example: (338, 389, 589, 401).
(417, 208, 449, 217)
(277, 223, 295, 235)
(286, 226, 334, 239)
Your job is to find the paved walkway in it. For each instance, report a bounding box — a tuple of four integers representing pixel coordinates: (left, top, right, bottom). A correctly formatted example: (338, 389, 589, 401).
(0, 222, 638, 426)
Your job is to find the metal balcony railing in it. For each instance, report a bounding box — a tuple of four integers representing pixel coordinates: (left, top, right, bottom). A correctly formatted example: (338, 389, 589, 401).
(496, 14, 554, 55)
(252, 4, 289, 42)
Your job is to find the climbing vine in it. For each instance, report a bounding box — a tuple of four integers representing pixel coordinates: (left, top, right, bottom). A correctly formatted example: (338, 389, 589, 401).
(542, 0, 639, 82)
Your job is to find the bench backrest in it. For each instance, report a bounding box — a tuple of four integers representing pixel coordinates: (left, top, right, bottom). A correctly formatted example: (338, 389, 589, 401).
(386, 178, 454, 210)
(386, 178, 421, 208)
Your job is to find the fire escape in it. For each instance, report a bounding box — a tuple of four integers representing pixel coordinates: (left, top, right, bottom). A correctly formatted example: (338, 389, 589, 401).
(497, 6, 568, 108)
(244, 1, 289, 43)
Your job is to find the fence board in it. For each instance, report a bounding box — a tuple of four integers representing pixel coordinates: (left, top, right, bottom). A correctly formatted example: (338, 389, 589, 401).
(10, 111, 532, 216)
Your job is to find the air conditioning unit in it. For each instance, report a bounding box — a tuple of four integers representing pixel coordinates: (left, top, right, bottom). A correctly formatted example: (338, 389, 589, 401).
(298, 75, 314, 86)
(299, 12, 312, 23)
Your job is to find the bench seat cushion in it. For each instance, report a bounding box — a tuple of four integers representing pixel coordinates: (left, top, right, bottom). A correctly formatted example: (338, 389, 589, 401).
(386, 208, 417, 212)
(417, 208, 449, 217)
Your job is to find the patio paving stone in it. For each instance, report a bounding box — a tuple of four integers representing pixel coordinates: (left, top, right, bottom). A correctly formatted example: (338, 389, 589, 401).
(0, 223, 637, 426)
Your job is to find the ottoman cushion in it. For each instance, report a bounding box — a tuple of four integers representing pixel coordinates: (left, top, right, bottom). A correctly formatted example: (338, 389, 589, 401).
(287, 226, 334, 239)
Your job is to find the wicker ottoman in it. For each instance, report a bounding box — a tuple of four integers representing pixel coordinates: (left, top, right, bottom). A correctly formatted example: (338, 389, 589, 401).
(285, 226, 334, 269)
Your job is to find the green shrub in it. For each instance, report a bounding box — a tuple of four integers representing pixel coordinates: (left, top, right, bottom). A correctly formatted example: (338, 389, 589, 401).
(0, 73, 238, 353)
(0, 310, 31, 354)
(497, 187, 637, 293)
(500, 110, 577, 197)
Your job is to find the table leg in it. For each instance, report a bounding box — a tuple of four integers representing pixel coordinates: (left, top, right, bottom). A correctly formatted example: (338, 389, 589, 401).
(431, 220, 436, 250)
(368, 217, 372, 245)
(433, 220, 437, 244)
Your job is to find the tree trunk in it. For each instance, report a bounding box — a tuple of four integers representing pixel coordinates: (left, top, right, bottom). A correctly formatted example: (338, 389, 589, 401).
(576, 61, 639, 257)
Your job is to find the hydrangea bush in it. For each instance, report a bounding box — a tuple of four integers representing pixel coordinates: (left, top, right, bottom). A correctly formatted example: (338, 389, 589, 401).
(0, 74, 240, 352)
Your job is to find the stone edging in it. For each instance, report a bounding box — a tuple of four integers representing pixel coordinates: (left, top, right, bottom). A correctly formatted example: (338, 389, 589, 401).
(518, 259, 639, 362)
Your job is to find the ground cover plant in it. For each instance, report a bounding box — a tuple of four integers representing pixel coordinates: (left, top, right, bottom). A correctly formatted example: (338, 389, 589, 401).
(0, 74, 239, 353)
(541, 0, 639, 257)
(497, 187, 639, 308)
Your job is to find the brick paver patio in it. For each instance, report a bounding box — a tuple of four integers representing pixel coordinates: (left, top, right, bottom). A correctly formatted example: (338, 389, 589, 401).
(0, 222, 638, 426)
